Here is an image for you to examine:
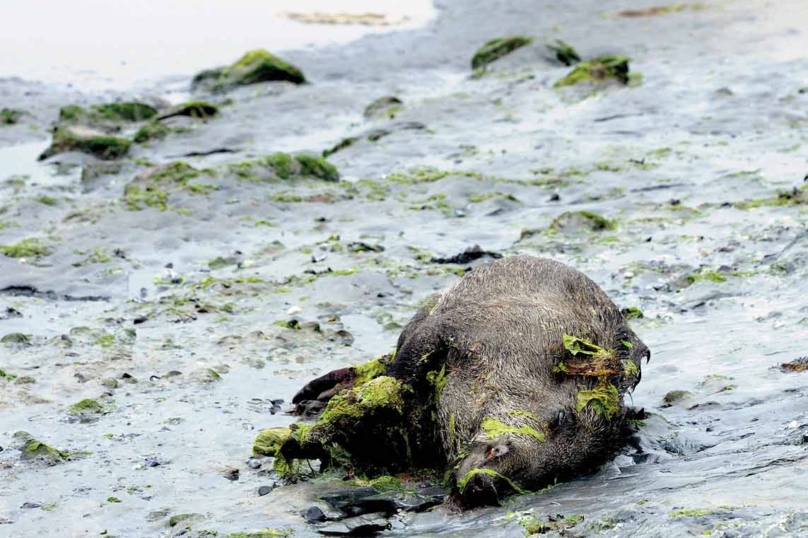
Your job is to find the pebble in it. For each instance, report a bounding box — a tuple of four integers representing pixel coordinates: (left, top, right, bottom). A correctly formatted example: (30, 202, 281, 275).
(247, 458, 262, 470)
(303, 505, 327, 523)
(258, 485, 273, 496)
(21, 502, 41, 509)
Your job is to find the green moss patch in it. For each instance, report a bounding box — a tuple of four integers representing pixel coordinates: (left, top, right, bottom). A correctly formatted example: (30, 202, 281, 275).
(621, 306, 644, 320)
(364, 96, 403, 119)
(481, 417, 545, 443)
(458, 468, 528, 495)
(157, 101, 219, 121)
(471, 36, 533, 70)
(1, 238, 49, 258)
(39, 126, 131, 160)
(1, 332, 32, 346)
(296, 154, 339, 181)
(133, 122, 173, 143)
(1, 108, 25, 125)
(253, 428, 292, 457)
(124, 161, 216, 210)
(60, 102, 157, 124)
(563, 334, 615, 360)
(68, 398, 107, 416)
(551, 211, 616, 233)
(229, 153, 339, 182)
(618, 4, 706, 17)
(555, 56, 630, 88)
(576, 380, 620, 420)
(354, 357, 388, 385)
(193, 49, 305, 90)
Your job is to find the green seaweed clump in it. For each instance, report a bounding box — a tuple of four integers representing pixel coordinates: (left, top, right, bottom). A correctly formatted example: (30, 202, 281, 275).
(1, 332, 32, 346)
(550, 211, 616, 233)
(253, 428, 292, 457)
(354, 357, 388, 385)
(364, 96, 403, 119)
(562, 334, 615, 361)
(296, 154, 340, 182)
(458, 468, 528, 495)
(21, 439, 69, 462)
(60, 102, 157, 123)
(157, 101, 219, 121)
(68, 398, 107, 416)
(123, 161, 215, 210)
(547, 40, 581, 66)
(621, 306, 644, 320)
(554, 56, 630, 88)
(481, 417, 545, 443)
(471, 36, 533, 70)
(576, 380, 620, 420)
(133, 122, 172, 143)
(1, 108, 25, 125)
(1, 238, 49, 258)
(39, 126, 131, 161)
(192, 49, 305, 90)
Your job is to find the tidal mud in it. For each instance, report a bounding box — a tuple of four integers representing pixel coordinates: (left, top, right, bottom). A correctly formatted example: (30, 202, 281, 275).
(2, 0, 808, 536)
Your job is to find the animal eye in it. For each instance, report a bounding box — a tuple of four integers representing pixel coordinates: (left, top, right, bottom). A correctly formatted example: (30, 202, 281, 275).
(486, 445, 509, 459)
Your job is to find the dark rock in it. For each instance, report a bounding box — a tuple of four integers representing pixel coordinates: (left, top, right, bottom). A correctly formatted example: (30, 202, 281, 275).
(247, 458, 262, 470)
(223, 468, 240, 481)
(363, 96, 402, 119)
(430, 245, 502, 264)
(258, 485, 273, 496)
(303, 506, 328, 523)
(319, 487, 379, 511)
(21, 502, 42, 509)
(317, 513, 390, 536)
(347, 242, 385, 253)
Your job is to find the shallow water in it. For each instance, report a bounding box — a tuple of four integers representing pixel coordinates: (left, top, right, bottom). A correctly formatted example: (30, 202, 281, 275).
(2, 0, 808, 536)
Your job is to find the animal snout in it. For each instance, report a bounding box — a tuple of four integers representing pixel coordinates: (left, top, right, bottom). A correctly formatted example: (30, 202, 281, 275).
(460, 471, 500, 507)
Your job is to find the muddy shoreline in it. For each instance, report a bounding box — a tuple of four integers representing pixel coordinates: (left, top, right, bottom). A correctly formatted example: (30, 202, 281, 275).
(2, 0, 808, 536)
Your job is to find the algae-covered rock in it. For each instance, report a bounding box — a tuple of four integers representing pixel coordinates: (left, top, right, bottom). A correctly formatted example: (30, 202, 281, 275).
(39, 126, 131, 160)
(554, 56, 630, 87)
(20, 438, 69, 463)
(229, 153, 339, 182)
(60, 102, 158, 124)
(156, 101, 219, 121)
(471, 36, 532, 70)
(133, 122, 173, 143)
(2, 332, 32, 346)
(551, 211, 616, 233)
(364, 96, 403, 119)
(123, 161, 216, 210)
(192, 49, 305, 91)
(547, 40, 581, 66)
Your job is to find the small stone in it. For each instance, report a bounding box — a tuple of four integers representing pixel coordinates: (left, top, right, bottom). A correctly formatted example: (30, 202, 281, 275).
(258, 485, 273, 496)
(303, 506, 327, 523)
(247, 458, 262, 470)
(223, 468, 240, 481)
(21, 502, 42, 509)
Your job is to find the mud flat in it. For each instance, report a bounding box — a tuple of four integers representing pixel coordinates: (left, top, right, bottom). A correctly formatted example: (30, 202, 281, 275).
(2, 0, 808, 536)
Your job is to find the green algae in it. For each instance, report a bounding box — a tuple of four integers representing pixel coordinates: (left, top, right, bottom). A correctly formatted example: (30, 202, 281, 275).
(575, 380, 620, 420)
(458, 468, 528, 495)
(253, 428, 292, 457)
(481, 417, 545, 443)
(68, 398, 107, 415)
(685, 269, 727, 285)
(547, 40, 581, 66)
(618, 3, 706, 17)
(21, 439, 69, 462)
(296, 155, 339, 181)
(133, 122, 173, 143)
(265, 152, 294, 179)
(426, 364, 448, 397)
(169, 513, 203, 527)
(60, 102, 157, 124)
(622, 306, 644, 320)
(2, 333, 32, 346)
(471, 36, 533, 70)
(562, 334, 615, 361)
(40, 127, 131, 160)
(1, 238, 49, 258)
(1, 108, 25, 125)
(551, 211, 616, 232)
(159, 101, 219, 120)
(554, 56, 630, 88)
(194, 49, 305, 90)
(354, 357, 388, 385)
(107, 496, 122, 503)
